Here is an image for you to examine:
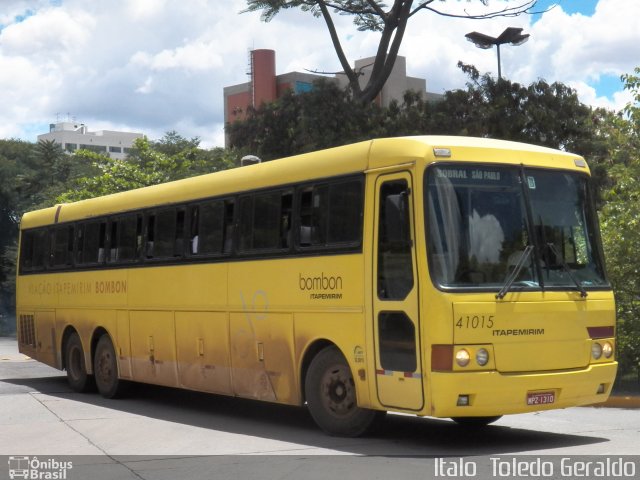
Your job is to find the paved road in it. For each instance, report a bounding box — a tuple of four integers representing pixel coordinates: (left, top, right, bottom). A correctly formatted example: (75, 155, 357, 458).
(1, 337, 639, 479)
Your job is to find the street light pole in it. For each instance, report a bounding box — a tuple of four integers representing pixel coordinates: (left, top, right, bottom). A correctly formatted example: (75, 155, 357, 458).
(465, 27, 530, 80)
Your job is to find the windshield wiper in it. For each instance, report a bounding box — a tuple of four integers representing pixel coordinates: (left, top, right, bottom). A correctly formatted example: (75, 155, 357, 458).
(496, 245, 534, 300)
(545, 243, 588, 297)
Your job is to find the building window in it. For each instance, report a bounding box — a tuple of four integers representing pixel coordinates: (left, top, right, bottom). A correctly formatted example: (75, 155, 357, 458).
(295, 81, 313, 94)
(109, 146, 122, 153)
(79, 144, 107, 153)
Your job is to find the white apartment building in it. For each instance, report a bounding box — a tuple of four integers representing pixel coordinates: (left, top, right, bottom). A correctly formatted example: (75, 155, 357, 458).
(38, 122, 144, 160)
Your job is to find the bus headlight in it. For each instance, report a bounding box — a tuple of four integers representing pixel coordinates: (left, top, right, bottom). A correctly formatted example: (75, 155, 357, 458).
(476, 348, 489, 366)
(455, 349, 470, 367)
(591, 342, 603, 360)
(602, 341, 613, 359)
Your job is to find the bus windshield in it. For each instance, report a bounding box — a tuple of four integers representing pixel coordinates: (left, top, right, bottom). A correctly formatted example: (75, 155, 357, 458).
(425, 164, 607, 291)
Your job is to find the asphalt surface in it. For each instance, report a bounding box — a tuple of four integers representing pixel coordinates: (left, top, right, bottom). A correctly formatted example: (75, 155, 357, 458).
(1, 337, 639, 480)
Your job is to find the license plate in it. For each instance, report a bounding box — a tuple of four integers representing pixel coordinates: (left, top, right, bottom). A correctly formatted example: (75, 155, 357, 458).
(527, 391, 555, 406)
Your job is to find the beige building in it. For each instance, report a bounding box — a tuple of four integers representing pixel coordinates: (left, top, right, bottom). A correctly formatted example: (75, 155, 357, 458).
(38, 122, 144, 160)
(335, 55, 443, 106)
(224, 49, 442, 138)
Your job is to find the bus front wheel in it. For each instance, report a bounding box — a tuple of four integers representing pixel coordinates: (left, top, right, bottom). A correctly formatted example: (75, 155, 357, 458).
(64, 332, 95, 393)
(305, 346, 384, 437)
(94, 335, 126, 399)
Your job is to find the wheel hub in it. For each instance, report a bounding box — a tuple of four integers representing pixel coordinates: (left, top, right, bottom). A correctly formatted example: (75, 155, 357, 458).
(322, 365, 355, 416)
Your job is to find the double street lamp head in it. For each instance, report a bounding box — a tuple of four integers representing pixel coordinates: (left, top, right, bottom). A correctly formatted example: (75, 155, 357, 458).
(465, 27, 530, 49)
(465, 27, 530, 79)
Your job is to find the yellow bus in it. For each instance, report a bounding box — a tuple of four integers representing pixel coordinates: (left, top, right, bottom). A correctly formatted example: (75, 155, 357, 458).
(16, 136, 617, 436)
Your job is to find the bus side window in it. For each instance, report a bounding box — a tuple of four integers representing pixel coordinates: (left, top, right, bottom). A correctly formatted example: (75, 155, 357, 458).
(238, 196, 254, 252)
(239, 191, 288, 252)
(280, 192, 292, 249)
(146, 209, 180, 259)
(175, 209, 185, 257)
(19, 231, 34, 271)
(297, 178, 362, 249)
(32, 230, 48, 270)
(254, 192, 281, 250)
(299, 188, 313, 246)
(20, 229, 46, 272)
(298, 185, 328, 248)
(223, 199, 235, 254)
(195, 201, 225, 255)
(109, 215, 140, 263)
(51, 225, 74, 268)
(189, 206, 199, 254)
(252, 191, 291, 252)
(145, 214, 155, 258)
(328, 180, 362, 244)
(76, 221, 106, 265)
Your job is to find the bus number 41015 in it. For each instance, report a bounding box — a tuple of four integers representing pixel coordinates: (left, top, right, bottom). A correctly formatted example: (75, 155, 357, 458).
(456, 315, 494, 329)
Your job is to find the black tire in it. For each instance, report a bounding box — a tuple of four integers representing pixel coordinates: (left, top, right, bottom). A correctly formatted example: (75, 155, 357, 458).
(452, 416, 502, 427)
(94, 335, 127, 399)
(305, 346, 385, 437)
(64, 332, 95, 393)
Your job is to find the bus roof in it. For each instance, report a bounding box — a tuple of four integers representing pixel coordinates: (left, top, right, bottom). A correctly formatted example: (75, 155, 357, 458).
(20, 136, 586, 229)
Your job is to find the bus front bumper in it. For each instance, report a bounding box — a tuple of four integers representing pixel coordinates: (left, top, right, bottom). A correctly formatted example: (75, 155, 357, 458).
(429, 362, 618, 418)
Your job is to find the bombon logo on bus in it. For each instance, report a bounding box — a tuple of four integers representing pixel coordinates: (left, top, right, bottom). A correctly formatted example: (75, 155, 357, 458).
(299, 272, 343, 300)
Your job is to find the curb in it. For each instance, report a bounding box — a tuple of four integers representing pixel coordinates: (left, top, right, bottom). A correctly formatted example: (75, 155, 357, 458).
(588, 395, 640, 409)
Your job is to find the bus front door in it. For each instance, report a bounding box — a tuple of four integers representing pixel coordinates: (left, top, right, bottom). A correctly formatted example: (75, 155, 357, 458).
(373, 173, 424, 411)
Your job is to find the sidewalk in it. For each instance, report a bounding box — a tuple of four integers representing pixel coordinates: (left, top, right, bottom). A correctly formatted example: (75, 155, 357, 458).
(596, 394, 640, 408)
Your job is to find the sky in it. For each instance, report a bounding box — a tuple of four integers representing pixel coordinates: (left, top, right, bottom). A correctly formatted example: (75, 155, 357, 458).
(0, 0, 638, 148)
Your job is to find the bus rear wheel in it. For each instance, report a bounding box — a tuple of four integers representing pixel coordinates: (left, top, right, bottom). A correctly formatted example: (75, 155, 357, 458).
(305, 346, 384, 437)
(64, 332, 95, 393)
(452, 416, 502, 427)
(94, 335, 126, 399)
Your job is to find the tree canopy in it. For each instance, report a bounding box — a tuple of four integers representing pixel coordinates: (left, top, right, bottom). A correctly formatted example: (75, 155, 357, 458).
(57, 132, 238, 203)
(599, 67, 640, 378)
(0, 133, 239, 334)
(244, 0, 545, 103)
(228, 64, 609, 169)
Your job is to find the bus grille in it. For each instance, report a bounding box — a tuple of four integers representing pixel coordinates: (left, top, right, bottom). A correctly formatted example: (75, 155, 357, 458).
(19, 314, 36, 347)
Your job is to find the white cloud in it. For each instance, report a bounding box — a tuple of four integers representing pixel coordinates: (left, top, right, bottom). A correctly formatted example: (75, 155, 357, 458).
(135, 76, 153, 94)
(569, 81, 634, 111)
(1, 8, 93, 60)
(130, 40, 224, 72)
(125, 0, 168, 21)
(0, 0, 638, 148)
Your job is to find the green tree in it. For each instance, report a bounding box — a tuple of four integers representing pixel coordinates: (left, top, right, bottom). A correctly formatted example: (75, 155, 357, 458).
(0, 139, 33, 332)
(413, 63, 601, 152)
(34, 139, 69, 183)
(0, 133, 239, 333)
(228, 66, 609, 168)
(599, 67, 640, 381)
(227, 80, 386, 159)
(16, 139, 84, 210)
(58, 133, 238, 203)
(244, 0, 543, 103)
